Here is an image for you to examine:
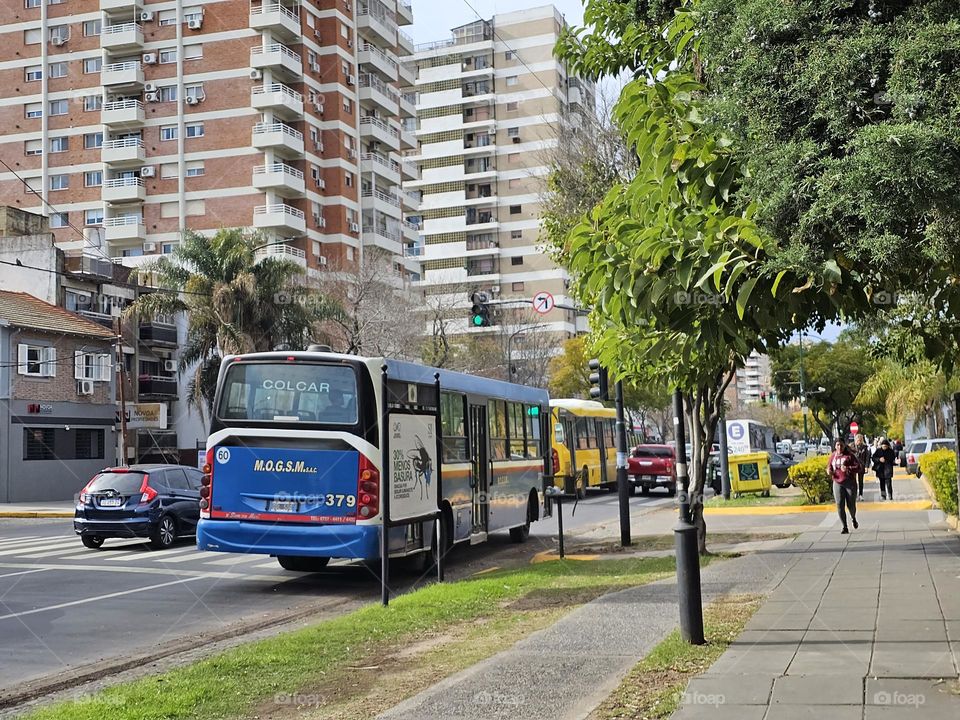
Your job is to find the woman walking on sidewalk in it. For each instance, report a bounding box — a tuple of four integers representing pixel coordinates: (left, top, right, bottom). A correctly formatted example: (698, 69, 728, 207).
(829, 440, 861, 534)
(853, 434, 870, 500)
(872, 438, 897, 500)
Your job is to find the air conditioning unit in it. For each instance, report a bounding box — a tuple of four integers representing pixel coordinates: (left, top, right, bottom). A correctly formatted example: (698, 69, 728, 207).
(347, 38, 353, 48)
(349, 222, 359, 232)
(315, 103, 324, 115)
(316, 178, 326, 189)
(143, 241, 157, 251)
(312, 213, 321, 225)
(317, 217, 327, 228)
(140, 165, 155, 177)
(187, 18, 202, 30)
(345, 1, 352, 11)
(314, 29, 321, 38)
(52, 36, 67, 47)
(142, 53, 157, 65)
(163, 360, 177, 372)
(140, 11, 155, 22)
(512, 136, 521, 144)
(249, 68, 262, 80)
(145, 92, 160, 102)
(346, 74, 355, 85)
(144, 82, 157, 92)
(77, 380, 94, 396)
(318, 255, 327, 265)
(310, 62, 320, 73)
(491, 285, 501, 294)
(185, 96, 199, 105)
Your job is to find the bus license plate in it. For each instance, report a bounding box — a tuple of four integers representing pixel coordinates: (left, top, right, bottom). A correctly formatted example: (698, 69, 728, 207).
(99, 498, 123, 507)
(270, 500, 297, 513)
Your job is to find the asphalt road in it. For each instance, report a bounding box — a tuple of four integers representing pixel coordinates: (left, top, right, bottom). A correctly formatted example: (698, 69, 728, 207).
(0, 488, 676, 698)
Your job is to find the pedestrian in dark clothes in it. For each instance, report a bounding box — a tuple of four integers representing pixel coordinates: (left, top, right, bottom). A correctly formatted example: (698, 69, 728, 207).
(828, 439, 862, 534)
(852, 434, 870, 500)
(872, 438, 897, 500)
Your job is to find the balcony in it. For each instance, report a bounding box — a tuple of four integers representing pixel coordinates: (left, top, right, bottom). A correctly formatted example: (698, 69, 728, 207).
(77, 309, 115, 328)
(102, 137, 145, 165)
(251, 83, 303, 119)
(249, 2, 301, 41)
(252, 163, 305, 197)
(358, 42, 398, 82)
(362, 226, 403, 255)
(138, 375, 177, 397)
(102, 177, 145, 204)
(360, 152, 401, 185)
(250, 43, 302, 78)
(467, 260, 498, 278)
(361, 188, 402, 219)
(396, 0, 413, 25)
(101, 22, 144, 51)
(139, 320, 178, 346)
(398, 60, 416, 88)
(358, 1, 397, 46)
(254, 242, 307, 268)
(253, 204, 306, 236)
(399, 91, 416, 117)
(103, 214, 146, 244)
(102, 61, 143, 88)
(398, 29, 415, 56)
(101, 0, 139, 9)
(401, 158, 419, 180)
(358, 73, 399, 115)
(65, 253, 115, 278)
(402, 219, 420, 241)
(252, 121, 304, 157)
(102, 99, 145, 126)
(359, 116, 400, 150)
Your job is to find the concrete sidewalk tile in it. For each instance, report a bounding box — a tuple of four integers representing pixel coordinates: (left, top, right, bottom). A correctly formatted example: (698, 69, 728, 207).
(809, 613, 878, 632)
(946, 621, 960, 641)
(764, 704, 862, 719)
(870, 641, 957, 678)
(683, 674, 775, 705)
(744, 614, 813, 632)
(705, 650, 797, 676)
(671, 704, 766, 720)
(866, 678, 960, 711)
(771, 674, 863, 705)
(732, 630, 806, 647)
(876, 620, 951, 642)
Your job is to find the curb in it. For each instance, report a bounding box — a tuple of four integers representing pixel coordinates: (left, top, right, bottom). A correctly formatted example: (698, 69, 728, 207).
(0, 512, 74, 518)
(705, 500, 933, 516)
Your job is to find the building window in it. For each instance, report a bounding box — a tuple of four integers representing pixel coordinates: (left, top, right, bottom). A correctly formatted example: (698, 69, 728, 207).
(75, 351, 111, 381)
(83, 19, 101, 36)
(162, 243, 175, 254)
(75, 429, 105, 460)
(505, 51, 514, 60)
(50, 136, 68, 153)
(159, 86, 178, 102)
(159, 48, 178, 64)
(511, 256, 523, 265)
(184, 44, 203, 60)
(510, 230, 522, 240)
(506, 76, 519, 87)
(49, 99, 68, 116)
(25, 65, 42, 82)
(24, 28, 42, 44)
(24, 139, 42, 156)
(85, 208, 104, 226)
(345, 172, 353, 187)
(507, 153, 519, 163)
(185, 161, 205, 177)
(50, 212, 69, 228)
(24, 429, 55, 461)
(509, 205, 521, 215)
(185, 122, 204, 137)
(185, 84, 204, 101)
(158, 9, 177, 25)
(84, 95, 102, 112)
(84, 170, 103, 187)
(84, 132, 103, 149)
(343, 98, 352, 112)
(26, 0, 42, 7)
(83, 57, 102, 73)
(512, 281, 525, 292)
(49, 61, 67, 78)
(506, 101, 519, 111)
(17, 344, 55, 377)
(49, 25, 69, 43)
(160, 126, 178, 141)
(25, 103, 43, 119)
(50, 174, 69, 191)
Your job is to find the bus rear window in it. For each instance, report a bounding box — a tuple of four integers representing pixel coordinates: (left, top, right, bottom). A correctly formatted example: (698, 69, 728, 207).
(218, 362, 359, 424)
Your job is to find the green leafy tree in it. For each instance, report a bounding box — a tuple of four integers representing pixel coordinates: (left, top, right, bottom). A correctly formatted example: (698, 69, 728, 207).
(127, 229, 338, 412)
(548, 336, 592, 399)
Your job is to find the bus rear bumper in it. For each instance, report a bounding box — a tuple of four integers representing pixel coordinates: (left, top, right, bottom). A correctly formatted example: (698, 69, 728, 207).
(196, 520, 380, 560)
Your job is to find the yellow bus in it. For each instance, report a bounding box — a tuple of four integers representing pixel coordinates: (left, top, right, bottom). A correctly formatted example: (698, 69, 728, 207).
(550, 399, 618, 497)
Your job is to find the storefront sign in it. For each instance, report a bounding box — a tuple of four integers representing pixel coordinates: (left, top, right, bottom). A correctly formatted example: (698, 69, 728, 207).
(26, 403, 54, 415)
(118, 403, 168, 429)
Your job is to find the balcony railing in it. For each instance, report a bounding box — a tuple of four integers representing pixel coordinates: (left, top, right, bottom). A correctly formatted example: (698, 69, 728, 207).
(251, 43, 300, 62)
(104, 214, 143, 227)
(359, 0, 396, 24)
(102, 22, 142, 35)
(103, 137, 143, 150)
(252, 82, 303, 102)
(359, 115, 400, 138)
(404, 245, 423, 256)
(104, 177, 144, 189)
(254, 204, 306, 220)
(252, 121, 303, 140)
(361, 188, 400, 206)
(359, 73, 400, 100)
(250, 2, 299, 22)
(361, 152, 401, 174)
(254, 243, 307, 261)
(139, 320, 177, 345)
(415, 27, 492, 53)
(138, 375, 177, 396)
(103, 99, 143, 112)
(103, 61, 141, 73)
(360, 42, 398, 69)
(253, 162, 304, 180)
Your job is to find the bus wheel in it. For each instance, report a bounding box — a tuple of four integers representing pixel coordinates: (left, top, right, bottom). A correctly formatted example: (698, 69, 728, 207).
(509, 497, 533, 543)
(277, 556, 330, 572)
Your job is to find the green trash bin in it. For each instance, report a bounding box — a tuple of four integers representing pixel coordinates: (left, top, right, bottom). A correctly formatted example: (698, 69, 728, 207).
(728, 452, 772, 497)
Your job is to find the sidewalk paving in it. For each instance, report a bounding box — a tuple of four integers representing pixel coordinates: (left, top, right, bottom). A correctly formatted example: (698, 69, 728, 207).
(0, 501, 75, 518)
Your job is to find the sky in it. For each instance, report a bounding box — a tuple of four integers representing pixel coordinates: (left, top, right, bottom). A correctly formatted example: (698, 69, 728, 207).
(408, 0, 587, 44)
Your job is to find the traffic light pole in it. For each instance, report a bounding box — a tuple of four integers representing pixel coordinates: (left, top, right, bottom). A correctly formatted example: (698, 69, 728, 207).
(614, 379, 631, 547)
(673, 389, 705, 645)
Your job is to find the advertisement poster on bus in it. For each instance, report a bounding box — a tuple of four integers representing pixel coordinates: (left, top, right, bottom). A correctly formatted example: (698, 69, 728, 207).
(388, 413, 438, 522)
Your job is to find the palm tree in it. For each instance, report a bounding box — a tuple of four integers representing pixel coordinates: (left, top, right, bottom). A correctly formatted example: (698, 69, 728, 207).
(858, 359, 959, 438)
(126, 229, 339, 412)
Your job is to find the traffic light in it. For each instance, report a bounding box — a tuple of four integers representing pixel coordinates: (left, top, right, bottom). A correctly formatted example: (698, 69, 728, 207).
(469, 291, 491, 327)
(588, 359, 609, 401)
(760, 391, 767, 404)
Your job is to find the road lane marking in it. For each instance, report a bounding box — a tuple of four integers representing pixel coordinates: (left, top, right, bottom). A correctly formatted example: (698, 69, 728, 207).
(0, 539, 80, 557)
(0, 561, 283, 583)
(0, 576, 210, 621)
(204, 554, 271, 567)
(0, 535, 45, 547)
(0, 536, 62, 550)
(105, 547, 199, 562)
(0, 568, 49, 579)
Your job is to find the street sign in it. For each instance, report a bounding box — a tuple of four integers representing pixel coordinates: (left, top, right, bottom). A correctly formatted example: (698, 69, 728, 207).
(850, 421, 860, 435)
(532, 290, 555, 315)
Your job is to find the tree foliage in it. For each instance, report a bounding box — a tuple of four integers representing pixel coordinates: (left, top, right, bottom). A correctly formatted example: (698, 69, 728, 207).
(548, 336, 592, 399)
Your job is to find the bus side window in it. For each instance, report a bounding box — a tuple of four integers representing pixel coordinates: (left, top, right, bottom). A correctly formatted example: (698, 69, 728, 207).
(508, 402, 525, 459)
(554, 421, 565, 445)
(607, 419, 616, 449)
(440, 392, 467, 462)
(525, 406, 541, 459)
(488, 400, 508, 461)
(576, 418, 589, 450)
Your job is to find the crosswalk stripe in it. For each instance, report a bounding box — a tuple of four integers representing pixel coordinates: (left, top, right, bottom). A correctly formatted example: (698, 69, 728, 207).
(104, 546, 199, 562)
(0, 536, 60, 550)
(145, 549, 216, 564)
(203, 553, 270, 567)
(0, 539, 79, 557)
(0, 535, 44, 547)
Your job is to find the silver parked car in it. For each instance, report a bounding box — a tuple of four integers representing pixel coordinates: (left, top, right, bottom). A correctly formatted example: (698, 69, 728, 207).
(905, 438, 956, 477)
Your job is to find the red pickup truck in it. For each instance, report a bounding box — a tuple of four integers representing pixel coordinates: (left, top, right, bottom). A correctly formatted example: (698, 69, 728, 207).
(628, 445, 677, 496)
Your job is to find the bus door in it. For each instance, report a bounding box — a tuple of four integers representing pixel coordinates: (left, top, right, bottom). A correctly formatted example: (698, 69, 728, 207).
(563, 415, 577, 474)
(468, 404, 488, 535)
(597, 419, 609, 485)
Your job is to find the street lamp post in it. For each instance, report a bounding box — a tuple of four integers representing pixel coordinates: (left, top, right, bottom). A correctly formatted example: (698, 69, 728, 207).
(508, 324, 548, 379)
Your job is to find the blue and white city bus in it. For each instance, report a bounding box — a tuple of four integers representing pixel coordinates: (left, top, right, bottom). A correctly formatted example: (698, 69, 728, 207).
(196, 348, 551, 571)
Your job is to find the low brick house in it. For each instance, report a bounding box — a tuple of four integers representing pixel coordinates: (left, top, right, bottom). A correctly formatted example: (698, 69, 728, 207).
(0, 291, 117, 502)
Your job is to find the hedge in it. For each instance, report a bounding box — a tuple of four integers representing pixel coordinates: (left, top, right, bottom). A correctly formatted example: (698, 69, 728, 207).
(788, 455, 832, 504)
(919, 448, 959, 517)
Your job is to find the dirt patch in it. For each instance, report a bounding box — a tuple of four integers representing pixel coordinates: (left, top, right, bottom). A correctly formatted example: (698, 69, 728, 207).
(505, 585, 620, 611)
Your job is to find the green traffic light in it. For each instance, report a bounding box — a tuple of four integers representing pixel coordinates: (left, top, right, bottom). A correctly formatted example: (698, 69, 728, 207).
(472, 315, 483, 326)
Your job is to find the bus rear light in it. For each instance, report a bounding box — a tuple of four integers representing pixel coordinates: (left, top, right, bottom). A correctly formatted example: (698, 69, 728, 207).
(356, 455, 379, 520)
(201, 448, 214, 518)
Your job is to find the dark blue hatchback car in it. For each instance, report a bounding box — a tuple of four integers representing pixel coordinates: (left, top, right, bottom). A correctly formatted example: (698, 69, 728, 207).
(74, 464, 203, 550)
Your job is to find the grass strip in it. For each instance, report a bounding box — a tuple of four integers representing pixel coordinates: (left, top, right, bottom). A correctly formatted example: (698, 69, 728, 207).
(705, 493, 806, 508)
(25, 556, 687, 720)
(590, 593, 763, 720)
